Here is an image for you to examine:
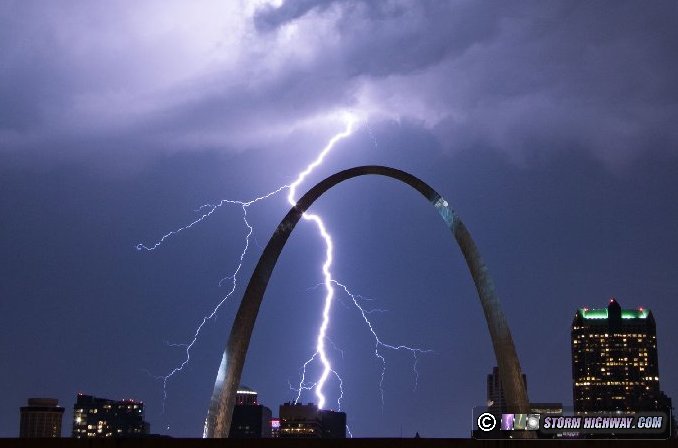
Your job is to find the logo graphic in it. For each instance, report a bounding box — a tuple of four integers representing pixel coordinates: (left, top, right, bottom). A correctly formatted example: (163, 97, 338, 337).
(477, 412, 497, 432)
(500, 412, 541, 431)
(501, 413, 514, 430)
(526, 414, 541, 430)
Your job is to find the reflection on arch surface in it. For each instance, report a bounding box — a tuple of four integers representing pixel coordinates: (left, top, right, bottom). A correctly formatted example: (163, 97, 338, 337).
(204, 165, 530, 438)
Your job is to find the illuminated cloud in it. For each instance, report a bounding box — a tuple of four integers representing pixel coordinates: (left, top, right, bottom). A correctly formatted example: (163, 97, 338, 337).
(1, 1, 676, 166)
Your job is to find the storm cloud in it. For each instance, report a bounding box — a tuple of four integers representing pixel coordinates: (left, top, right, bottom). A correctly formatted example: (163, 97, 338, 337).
(2, 1, 678, 438)
(2, 0, 677, 167)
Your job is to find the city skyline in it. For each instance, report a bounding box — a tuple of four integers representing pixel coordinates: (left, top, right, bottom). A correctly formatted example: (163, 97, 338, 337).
(9, 298, 675, 438)
(2, 1, 678, 438)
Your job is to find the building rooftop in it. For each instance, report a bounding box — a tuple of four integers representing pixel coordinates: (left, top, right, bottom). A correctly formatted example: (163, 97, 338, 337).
(577, 298, 650, 320)
(236, 385, 257, 395)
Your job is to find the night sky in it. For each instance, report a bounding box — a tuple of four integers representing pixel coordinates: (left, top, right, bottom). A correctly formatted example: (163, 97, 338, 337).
(2, 0, 677, 438)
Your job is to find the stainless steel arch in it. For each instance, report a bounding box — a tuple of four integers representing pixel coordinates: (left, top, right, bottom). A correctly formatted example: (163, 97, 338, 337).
(204, 165, 530, 438)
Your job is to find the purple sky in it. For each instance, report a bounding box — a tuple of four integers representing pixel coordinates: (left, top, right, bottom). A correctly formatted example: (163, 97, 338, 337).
(1, 0, 677, 438)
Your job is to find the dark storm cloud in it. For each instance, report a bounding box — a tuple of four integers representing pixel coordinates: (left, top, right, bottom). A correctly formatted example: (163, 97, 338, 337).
(1, 1, 677, 166)
(256, 0, 507, 76)
(254, 0, 343, 31)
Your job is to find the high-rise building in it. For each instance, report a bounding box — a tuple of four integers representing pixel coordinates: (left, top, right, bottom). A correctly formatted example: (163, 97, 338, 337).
(229, 386, 272, 438)
(279, 402, 346, 439)
(571, 299, 669, 413)
(487, 366, 527, 412)
(72, 393, 150, 438)
(19, 398, 64, 438)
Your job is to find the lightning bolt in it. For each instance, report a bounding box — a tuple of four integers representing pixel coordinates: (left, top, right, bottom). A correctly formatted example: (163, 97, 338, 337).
(137, 187, 289, 414)
(137, 112, 431, 432)
(286, 116, 355, 411)
(289, 117, 431, 413)
(333, 281, 433, 402)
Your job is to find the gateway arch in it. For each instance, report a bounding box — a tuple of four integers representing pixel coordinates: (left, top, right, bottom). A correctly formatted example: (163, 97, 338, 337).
(204, 165, 530, 438)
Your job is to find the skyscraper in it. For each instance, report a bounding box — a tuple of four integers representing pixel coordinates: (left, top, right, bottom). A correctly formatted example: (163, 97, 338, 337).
(19, 398, 64, 438)
(487, 366, 527, 412)
(571, 299, 668, 413)
(72, 394, 149, 438)
(228, 386, 272, 438)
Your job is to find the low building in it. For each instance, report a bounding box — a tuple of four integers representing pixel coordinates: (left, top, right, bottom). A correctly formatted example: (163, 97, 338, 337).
(271, 417, 281, 438)
(19, 398, 64, 438)
(72, 393, 149, 438)
(279, 402, 346, 439)
(229, 386, 272, 438)
(320, 408, 347, 438)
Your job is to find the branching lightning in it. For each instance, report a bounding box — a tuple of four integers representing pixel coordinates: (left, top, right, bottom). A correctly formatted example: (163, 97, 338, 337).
(333, 281, 433, 401)
(288, 116, 431, 413)
(137, 112, 431, 432)
(286, 117, 355, 411)
(137, 187, 289, 411)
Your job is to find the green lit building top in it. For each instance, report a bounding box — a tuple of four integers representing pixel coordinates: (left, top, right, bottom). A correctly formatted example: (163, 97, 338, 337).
(571, 299, 669, 414)
(578, 306, 650, 320)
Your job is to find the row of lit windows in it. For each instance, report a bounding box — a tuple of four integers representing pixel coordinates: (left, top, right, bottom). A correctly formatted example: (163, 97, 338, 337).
(576, 380, 656, 386)
(603, 359, 649, 366)
(281, 428, 318, 434)
(574, 345, 652, 354)
(576, 378, 651, 386)
(573, 341, 655, 348)
(575, 347, 650, 356)
(572, 332, 653, 338)
(575, 342, 649, 350)
(578, 366, 651, 375)
(76, 428, 140, 436)
(573, 337, 647, 343)
(74, 408, 100, 414)
(599, 367, 653, 375)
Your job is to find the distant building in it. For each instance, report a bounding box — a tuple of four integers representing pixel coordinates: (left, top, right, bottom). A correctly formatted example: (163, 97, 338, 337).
(487, 366, 527, 412)
(279, 402, 321, 438)
(319, 409, 346, 438)
(271, 417, 281, 438)
(72, 393, 149, 438)
(479, 368, 563, 439)
(19, 398, 64, 438)
(485, 367, 563, 415)
(571, 299, 670, 413)
(229, 386, 272, 438)
(529, 403, 563, 415)
(279, 402, 346, 439)
(235, 385, 258, 405)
